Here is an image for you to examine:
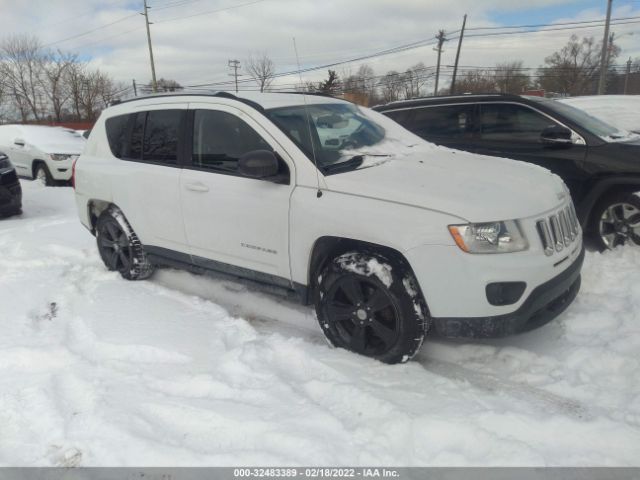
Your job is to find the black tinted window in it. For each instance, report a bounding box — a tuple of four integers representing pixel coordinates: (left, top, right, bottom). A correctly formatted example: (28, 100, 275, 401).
(384, 109, 413, 126)
(105, 114, 129, 158)
(480, 104, 557, 142)
(192, 110, 270, 173)
(129, 112, 145, 160)
(143, 110, 182, 164)
(411, 105, 475, 138)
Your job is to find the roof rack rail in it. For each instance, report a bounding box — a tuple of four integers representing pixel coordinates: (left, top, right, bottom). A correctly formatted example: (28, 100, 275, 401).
(108, 91, 265, 113)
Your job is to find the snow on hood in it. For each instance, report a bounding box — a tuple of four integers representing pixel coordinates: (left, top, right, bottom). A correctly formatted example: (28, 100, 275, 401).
(560, 95, 640, 134)
(22, 127, 86, 154)
(324, 108, 567, 222)
(325, 147, 567, 223)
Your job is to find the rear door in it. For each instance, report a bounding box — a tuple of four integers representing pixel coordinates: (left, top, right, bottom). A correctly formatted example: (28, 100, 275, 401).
(108, 104, 189, 253)
(474, 102, 588, 197)
(180, 103, 294, 284)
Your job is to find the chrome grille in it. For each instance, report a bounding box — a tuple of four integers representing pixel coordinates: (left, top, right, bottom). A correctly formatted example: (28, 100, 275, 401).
(536, 204, 580, 256)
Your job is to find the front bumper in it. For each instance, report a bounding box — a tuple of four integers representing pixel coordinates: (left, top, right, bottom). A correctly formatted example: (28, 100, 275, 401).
(432, 246, 584, 338)
(48, 159, 73, 181)
(0, 169, 22, 217)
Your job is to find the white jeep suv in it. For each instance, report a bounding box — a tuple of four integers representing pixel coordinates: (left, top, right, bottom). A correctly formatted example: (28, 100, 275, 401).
(73, 92, 584, 364)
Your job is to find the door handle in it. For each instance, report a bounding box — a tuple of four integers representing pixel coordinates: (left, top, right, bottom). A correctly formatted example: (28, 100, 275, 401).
(184, 182, 209, 192)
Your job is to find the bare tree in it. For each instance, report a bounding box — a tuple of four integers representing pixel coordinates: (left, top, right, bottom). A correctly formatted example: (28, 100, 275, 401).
(494, 61, 529, 94)
(0, 35, 46, 121)
(140, 77, 183, 94)
(380, 71, 403, 103)
(456, 69, 498, 94)
(42, 49, 77, 121)
(246, 52, 275, 92)
(401, 63, 428, 99)
(537, 35, 619, 95)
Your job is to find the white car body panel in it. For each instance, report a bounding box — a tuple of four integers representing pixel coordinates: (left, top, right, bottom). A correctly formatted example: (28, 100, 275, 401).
(0, 125, 85, 181)
(75, 93, 582, 321)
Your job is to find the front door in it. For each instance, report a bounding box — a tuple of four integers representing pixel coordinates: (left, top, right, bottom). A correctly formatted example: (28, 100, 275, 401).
(180, 103, 294, 284)
(475, 102, 588, 199)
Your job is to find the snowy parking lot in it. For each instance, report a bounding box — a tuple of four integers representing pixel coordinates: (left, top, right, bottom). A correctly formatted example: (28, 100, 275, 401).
(1, 180, 640, 466)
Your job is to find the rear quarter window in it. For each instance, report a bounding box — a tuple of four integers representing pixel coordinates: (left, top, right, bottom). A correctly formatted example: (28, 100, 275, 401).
(105, 115, 129, 158)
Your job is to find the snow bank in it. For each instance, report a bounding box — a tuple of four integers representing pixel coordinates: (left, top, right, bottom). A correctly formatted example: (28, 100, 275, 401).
(1, 181, 640, 466)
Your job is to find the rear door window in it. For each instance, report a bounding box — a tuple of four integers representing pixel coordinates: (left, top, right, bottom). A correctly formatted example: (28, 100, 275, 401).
(128, 112, 145, 160)
(142, 110, 183, 164)
(410, 105, 476, 139)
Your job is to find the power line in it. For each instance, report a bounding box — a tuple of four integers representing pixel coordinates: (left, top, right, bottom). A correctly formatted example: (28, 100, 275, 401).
(154, 0, 268, 23)
(466, 14, 640, 31)
(41, 13, 139, 48)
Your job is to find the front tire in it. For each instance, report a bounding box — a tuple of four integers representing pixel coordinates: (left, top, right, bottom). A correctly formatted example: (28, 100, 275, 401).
(34, 163, 53, 186)
(95, 207, 154, 280)
(315, 251, 428, 364)
(590, 193, 640, 250)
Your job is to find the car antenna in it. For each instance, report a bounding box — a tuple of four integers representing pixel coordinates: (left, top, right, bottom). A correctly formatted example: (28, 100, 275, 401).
(293, 37, 323, 198)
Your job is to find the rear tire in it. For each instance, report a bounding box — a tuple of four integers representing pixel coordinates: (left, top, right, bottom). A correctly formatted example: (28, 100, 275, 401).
(315, 251, 428, 364)
(95, 207, 155, 280)
(590, 192, 640, 251)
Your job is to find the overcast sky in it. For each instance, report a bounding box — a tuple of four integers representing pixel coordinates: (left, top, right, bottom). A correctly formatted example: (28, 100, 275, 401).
(2, 0, 639, 94)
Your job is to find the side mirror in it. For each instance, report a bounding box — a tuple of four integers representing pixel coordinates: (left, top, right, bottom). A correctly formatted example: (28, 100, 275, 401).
(238, 150, 279, 179)
(541, 125, 572, 147)
(13, 138, 25, 147)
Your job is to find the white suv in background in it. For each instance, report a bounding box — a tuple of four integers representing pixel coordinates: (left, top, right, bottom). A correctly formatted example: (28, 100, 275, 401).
(73, 92, 584, 364)
(0, 125, 86, 186)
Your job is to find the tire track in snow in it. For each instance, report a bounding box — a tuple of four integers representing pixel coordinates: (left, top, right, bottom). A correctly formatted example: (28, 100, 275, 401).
(419, 357, 593, 421)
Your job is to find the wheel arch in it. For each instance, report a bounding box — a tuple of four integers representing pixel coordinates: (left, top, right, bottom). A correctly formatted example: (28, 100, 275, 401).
(579, 176, 640, 229)
(87, 199, 116, 234)
(304, 235, 423, 306)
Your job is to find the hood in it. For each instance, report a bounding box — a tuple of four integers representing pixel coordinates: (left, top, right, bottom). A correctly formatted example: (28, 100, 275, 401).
(36, 142, 85, 155)
(324, 148, 567, 223)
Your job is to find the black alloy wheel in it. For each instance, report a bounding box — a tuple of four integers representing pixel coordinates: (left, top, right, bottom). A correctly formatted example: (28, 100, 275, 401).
(98, 218, 134, 274)
(315, 251, 428, 364)
(324, 275, 400, 357)
(95, 207, 155, 280)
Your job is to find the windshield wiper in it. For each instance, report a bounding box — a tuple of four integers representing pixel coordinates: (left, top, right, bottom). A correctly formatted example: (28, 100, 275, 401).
(321, 155, 365, 175)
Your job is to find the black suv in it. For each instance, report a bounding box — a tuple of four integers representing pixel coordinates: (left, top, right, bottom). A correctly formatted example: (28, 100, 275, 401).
(0, 152, 22, 218)
(375, 94, 640, 250)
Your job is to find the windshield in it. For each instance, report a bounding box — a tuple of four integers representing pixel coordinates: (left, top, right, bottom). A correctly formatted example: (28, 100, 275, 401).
(533, 98, 632, 142)
(266, 103, 390, 173)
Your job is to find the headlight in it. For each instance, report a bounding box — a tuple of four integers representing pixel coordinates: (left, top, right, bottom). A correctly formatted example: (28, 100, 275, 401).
(448, 220, 528, 254)
(50, 154, 72, 161)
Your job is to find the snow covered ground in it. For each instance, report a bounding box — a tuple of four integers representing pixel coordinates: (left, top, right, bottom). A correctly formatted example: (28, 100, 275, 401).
(1, 180, 640, 467)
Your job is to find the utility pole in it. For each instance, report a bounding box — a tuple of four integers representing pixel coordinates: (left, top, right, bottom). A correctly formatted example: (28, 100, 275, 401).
(450, 14, 467, 95)
(228, 59, 241, 92)
(142, 0, 158, 93)
(132, 79, 138, 97)
(597, 0, 613, 95)
(434, 30, 447, 96)
(625, 57, 632, 94)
